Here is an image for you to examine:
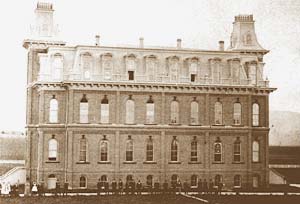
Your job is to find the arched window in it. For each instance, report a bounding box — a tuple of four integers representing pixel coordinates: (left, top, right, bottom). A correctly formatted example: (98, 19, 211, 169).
(252, 174, 260, 188)
(169, 56, 179, 82)
(190, 136, 198, 162)
(79, 176, 87, 188)
(170, 98, 179, 124)
(234, 175, 241, 188)
(52, 54, 63, 80)
(190, 100, 199, 125)
(79, 135, 87, 162)
(214, 101, 223, 125)
(146, 136, 154, 162)
(171, 136, 178, 162)
(214, 175, 222, 186)
(49, 96, 58, 123)
(100, 95, 109, 124)
(48, 136, 58, 161)
(80, 94, 88, 123)
(212, 59, 221, 84)
(47, 174, 57, 190)
(252, 103, 259, 126)
(126, 97, 135, 124)
(101, 175, 107, 182)
(146, 175, 153, 187)
(146, 96, 155, 124)
(126, 136, 133, 161)
(100, 136, 108, 162)
(252, 140, 260, 162)
(81, 53, 92, 80)
(146, 55, 157, 81)
(126, 175, 133, 182)
(233, 102, 241, 125)
(171, 174, 178, 187)
(214, 137, 222, 162)
(102, 53, 113, 80)
(233, 137, 241, 162)
(191, 175, 198, 187)
(246, 33, 252, 45)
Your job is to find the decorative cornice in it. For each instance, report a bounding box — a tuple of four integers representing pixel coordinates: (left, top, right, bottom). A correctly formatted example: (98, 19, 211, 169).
(32, 81, 276, 95)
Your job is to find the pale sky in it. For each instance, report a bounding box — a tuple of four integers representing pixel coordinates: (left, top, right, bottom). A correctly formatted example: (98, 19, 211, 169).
(0, 0, 299, 131)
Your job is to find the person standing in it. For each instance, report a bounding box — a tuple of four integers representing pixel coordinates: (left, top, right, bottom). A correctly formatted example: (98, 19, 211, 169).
(31, 182, 38, 196)
(177, 180, 182, 194)
(203, 179, 208, 195)
(118, 179, 123, 195)
(208, 179, 214, 195)
(136, 180, 142, 195)
(163, 180, 168, 194)
(197, 179, 203, 195)
(24, 179, 31, 196)
(112, 179, 117, 195)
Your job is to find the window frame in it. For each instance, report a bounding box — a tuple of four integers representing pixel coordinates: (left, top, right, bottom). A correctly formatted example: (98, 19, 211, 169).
(125, 98, 135, 124)
(233, 102, 242, 125)
(233, 138, 241, 163)
(191, 175, 198, 188)
(170, 137, 179, 162)
(252, 140, 260, 163)
(100, 96, 109, 124)
(99, 138, 109, 162)
(170, 99, 179, 124)
(214, 101, 223, 125)
(190, 138, 198, 162)
(79, 175, 87, 188)
(49, 97, 58, 123)
(214, 139, 222, 163)
(190, 100, 199, 125)
(252, 103, 260, 127)
(125, 137, 134, 162)
(234, 175, 242, 188)
(79, 136, 88, 163)
(79, 95, 89, 124)
(146, 136, 154, 162)
(146, 97, 155, 124)
(48, 137, 58, 161)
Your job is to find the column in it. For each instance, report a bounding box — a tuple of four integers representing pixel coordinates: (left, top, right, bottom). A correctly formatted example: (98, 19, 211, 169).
(116, 91, 120, 124)
(38, 90, 45, 123)
(161, 92, 165, 124)
(160, 131, 166, 182)
(115, 130, 120, 179)
(205, 93, 210, 125)
(37, 130, 44, 183)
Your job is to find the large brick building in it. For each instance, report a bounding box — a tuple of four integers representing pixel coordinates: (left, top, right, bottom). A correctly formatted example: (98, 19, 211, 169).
(23, 2, 275, 190)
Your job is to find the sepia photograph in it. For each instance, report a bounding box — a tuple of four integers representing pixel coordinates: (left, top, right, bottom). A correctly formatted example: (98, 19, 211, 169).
(0, 0, 299, 203)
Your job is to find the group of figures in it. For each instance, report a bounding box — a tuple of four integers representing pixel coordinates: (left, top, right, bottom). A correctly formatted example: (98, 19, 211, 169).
(95, 178, 224, 195)
(0, 179, 225, 196)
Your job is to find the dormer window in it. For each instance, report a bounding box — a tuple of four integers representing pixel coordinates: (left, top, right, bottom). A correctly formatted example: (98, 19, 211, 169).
(81, 53, 92, 80)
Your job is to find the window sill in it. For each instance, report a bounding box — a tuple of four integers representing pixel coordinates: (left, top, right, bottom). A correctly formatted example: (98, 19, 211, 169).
(212, 162, 225, 164)
(45, 160, 60, 163)
(232, 161, 245, 164)
(143, 161, 157, 164)
(123, 161, 137, 164)
(212, 124, 225, 126)
(76, 161, 90, 164)
(169, 123, 181, 126)
(144, 123, 157, 125)
(98, 161, 112, 164)
(232, 124, 243, 127)
(189, 124, 201, 126)
(99, 123, 112, 125)
(188, 161, 202, 164)
(125, 123, 137, 125)
(168, 161, 181, 164)
(252, 161, 261, 164)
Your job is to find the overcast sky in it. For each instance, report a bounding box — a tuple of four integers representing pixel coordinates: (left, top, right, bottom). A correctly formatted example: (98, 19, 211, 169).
(0, 0, 299, 131)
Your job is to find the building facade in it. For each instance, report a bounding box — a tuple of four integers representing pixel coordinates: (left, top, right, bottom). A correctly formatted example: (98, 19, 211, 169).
(24, 2, 275, 190)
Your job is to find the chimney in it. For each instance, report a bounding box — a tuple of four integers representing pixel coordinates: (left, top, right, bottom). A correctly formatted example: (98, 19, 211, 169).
(177, 39, 182, 49)
(139, 37, 144, 48)
(95, 35, 100, 46)
(219, 41, 224, 51)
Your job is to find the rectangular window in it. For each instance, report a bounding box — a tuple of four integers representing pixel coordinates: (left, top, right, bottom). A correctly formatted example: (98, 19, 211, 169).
(80, 102, 89, 123)
(190, 141, 198, 162)
(126, 151, 133, 161)
(128, 71, 134, 80)
(214, 143, 222, 162)
(191, 74, 196, 82)
(146, 142, 154, 162)
(233, 143, 241, 162)
(79, 139, 87, 162)
(100, 104, 109, 124)
(146, 103, 155, 124)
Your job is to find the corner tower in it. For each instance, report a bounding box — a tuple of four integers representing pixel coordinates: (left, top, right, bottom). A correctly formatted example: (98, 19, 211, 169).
(228, 15, 267, 53)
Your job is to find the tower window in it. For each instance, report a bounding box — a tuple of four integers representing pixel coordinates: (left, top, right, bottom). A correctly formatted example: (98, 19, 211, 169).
(191, 74, 196, 82)
(128, 71, 134, 80)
